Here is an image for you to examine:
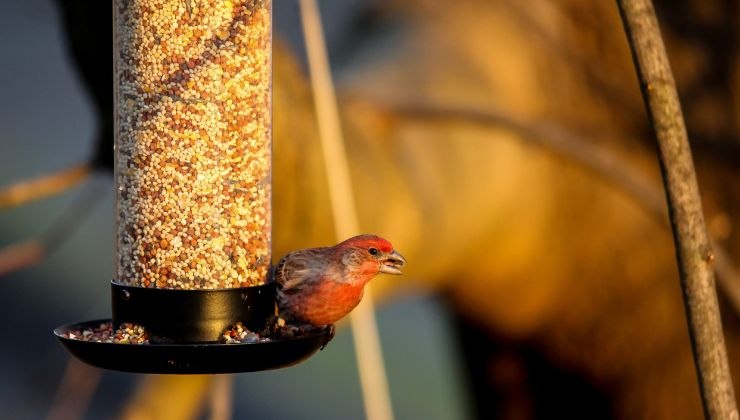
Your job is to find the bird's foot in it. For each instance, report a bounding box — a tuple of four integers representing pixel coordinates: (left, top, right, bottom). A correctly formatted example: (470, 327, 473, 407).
(320, 324, 335, 350)
(275, 322, 313, 339)
(275, 321, 333, 340)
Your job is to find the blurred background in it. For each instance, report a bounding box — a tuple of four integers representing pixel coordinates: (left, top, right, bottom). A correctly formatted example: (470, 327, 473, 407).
(1, 0, 739, 419)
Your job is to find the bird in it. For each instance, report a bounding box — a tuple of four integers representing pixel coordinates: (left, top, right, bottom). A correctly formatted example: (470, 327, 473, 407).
(272, 234, 406, 327)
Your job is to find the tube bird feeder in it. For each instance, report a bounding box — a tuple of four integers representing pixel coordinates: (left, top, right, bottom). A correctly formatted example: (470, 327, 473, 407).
(54, 0, 333, 374)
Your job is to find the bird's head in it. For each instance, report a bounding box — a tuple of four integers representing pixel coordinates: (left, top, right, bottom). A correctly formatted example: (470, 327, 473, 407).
(336, 234, 407, 278)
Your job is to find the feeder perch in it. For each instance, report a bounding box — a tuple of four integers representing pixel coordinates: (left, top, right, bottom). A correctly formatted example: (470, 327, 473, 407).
(54, 0, 334, 374)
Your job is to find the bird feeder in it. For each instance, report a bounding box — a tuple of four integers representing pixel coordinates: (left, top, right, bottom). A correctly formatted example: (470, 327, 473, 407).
(55, 0, 333, 374)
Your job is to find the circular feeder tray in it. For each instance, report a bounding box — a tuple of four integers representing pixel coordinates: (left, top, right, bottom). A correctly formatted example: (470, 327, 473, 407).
(54, 319, 335, 374)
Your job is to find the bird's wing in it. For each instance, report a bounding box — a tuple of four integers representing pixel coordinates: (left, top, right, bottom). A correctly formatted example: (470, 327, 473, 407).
(273, 249, 323, 295)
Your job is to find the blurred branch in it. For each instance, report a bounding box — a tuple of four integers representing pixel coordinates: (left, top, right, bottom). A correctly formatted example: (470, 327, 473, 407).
(0, 163, 90, 210)
(0, 175, 105, 277)
(504, 0, 740, 163)
(386, 102, 740, 318)
(617, 0, 737, 418)
(299, 2, 394, 420)
(0, 241, 45, 277)
(208, 375, 233, 420)
(45, 358, 102, 420)
(390, 103, 661, 212)
(501, 0, 643, 122)
(714, 247, 740, 314)
(120, 375, 212, 420)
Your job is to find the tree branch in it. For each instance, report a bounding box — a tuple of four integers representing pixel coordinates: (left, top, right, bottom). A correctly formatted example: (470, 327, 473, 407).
(616, 0, 738, 418)
(384, 101, 740, 320)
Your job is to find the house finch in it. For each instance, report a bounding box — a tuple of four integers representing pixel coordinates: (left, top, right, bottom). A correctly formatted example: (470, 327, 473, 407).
(273, 234, 406, 326)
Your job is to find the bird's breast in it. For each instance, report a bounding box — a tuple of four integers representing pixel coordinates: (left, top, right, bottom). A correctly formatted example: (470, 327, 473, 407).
(285, 281, 365, 326)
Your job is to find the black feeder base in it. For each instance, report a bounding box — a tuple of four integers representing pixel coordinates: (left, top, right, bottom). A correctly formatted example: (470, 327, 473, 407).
(53, 282, 335, 374)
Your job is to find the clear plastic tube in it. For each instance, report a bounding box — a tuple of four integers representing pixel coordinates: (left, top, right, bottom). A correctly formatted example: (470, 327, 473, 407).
(114, 0, 272, 289)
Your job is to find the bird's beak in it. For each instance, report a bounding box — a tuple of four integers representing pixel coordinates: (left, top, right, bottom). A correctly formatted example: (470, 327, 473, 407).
(380, 250, 406, 275)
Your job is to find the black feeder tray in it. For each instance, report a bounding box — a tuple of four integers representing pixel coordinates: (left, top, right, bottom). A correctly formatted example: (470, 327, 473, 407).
(54, 282, 335, 374)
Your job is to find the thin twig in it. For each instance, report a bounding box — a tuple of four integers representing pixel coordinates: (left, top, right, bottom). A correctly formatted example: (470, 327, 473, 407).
(299, 2, 395, 420)
(0, 163, 90, 209)
(616, 0, 738, 418)
(387, 102, 740, 318)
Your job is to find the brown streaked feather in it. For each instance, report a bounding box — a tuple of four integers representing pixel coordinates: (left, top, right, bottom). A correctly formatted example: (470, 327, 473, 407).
(274, 247, 330, 295)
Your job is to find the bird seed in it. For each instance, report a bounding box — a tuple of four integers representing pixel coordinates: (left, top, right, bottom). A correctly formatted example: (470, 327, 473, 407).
(114, 0, 272, 289)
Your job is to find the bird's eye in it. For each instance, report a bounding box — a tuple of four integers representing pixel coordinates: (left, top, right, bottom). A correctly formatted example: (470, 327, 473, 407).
(368, 248, 379, 256)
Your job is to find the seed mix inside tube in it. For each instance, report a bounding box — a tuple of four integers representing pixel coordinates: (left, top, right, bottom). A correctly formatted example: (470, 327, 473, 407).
(115, 0, 272, 289)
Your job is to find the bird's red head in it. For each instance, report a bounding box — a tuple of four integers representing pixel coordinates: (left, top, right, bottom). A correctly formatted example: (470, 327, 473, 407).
(335, 234, 406, 278)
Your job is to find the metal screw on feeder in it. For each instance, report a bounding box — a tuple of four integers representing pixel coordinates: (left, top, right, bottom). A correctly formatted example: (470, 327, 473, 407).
(54, 0, 334, 374)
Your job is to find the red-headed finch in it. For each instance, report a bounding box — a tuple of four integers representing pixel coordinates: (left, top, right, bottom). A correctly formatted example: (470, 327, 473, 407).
(272, 234, 406, 327)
